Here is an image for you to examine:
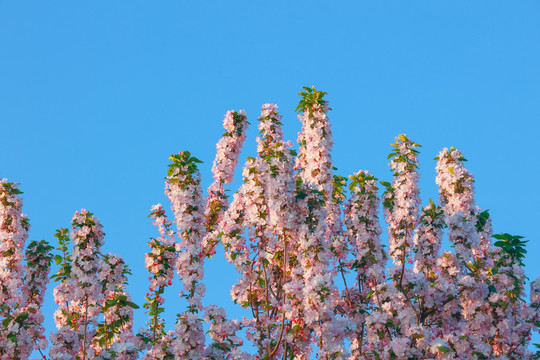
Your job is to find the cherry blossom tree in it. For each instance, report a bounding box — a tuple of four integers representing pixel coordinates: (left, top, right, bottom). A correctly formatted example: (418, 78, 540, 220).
(1, 87, 539, 359)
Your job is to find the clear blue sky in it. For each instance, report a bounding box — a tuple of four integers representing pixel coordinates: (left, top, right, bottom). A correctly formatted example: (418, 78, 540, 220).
(1, 0, 539, 354)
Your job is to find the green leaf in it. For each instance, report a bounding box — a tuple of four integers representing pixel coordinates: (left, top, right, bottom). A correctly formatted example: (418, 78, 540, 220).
(126, 301, 140, 309)
(106, 299, 118, 307)
(438, 346, 451, 353)
(15, 312, 29, 323)
(54, 254, 63, 265)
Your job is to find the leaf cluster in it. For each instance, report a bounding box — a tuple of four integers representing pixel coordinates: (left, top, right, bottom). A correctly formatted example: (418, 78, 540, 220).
(1, 181, 23, 195)
(51, 228, 72, 282)
(1, 311, 31, 343)
(295, 86, 329, 113)
(95, 294, 139, 347)
(475, 210, 490, 233)
(348, 171, 377, 194)
(493, 233, 528, 267)
(421, 199, 444, 227)
(167, 151, 203, 183)
(380, 181, 395, 211)
(332, 174, 348, 204)
(387, 134, 420, 175)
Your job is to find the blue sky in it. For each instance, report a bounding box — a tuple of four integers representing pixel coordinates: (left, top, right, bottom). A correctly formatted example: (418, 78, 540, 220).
(1, 0, 539, 355)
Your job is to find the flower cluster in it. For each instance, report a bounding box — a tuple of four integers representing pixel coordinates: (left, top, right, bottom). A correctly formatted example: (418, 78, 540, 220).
(49, 210, 139, 360)
(165, 151, 208, 357)
(22, 240, 55, 356)
(203, 305, 243, 359)
(142, 204, 176, 345)
(382, 134, 421, 267)
(93, 254, 140, 360)
(50, 209, 107, 359)
(166, 152, 206, 309)
(220, 104, 300, 358)
(343, 170, 386, 356)
(204, 110, 249, 255)
(0, 180, 52, 360)
(435, 148, 495, 357)
(435, 147, 479, 265)
(294, 89, 348, 358)
(486, 233, 535, 357)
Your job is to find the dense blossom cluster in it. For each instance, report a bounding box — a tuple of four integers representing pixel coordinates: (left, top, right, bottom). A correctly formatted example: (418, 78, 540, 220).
(143, 110, 249, 359)
(343, 170, 386, 356)
(49, 210, 140, 360)
(94, 254, 140, 360)
(0, 180, 52, 359)
(295, 92, 348, 358)
(143, 204, 176, 348)
(0, 88, 538, 359)
(383, 135, 421, 266)
(22, 240, 55, 355)
(50, 209, 107, 359)
(204, 111, 249, 255)
(220, 104, 298, 358)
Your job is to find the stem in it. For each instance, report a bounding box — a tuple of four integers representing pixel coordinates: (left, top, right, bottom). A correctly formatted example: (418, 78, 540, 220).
(37, 347, 47, 360)
(263, 261, 271, 357)
(340, 265, 353, 308)
(65, 301, 71, 328)
(398, 240, 407, 289)
(152, 295, 159, 343)
(360, 323, 365, 354)
(270, 239, 288, 359)
(201, 236, 220, 259)
(82, 295, 89, 360)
